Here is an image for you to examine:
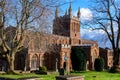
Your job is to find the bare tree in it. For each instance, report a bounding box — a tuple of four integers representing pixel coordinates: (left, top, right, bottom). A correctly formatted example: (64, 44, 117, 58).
(0, 0, 59, 73)
(86, 0, 120, 71)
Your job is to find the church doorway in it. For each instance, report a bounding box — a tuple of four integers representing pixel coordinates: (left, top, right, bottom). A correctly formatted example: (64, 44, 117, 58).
(31, 54, 38, 70)
(14, 53, 26, 70)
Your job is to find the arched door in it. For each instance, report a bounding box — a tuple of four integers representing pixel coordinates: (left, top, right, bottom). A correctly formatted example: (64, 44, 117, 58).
(31, 54, 38, 70)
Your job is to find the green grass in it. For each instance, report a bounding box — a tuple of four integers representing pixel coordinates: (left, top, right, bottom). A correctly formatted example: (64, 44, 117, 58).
(0, 71, 120, 80)
(0, 73, 40, 79)
(0, 72, 58, 80)
(70, 71, 120, 80)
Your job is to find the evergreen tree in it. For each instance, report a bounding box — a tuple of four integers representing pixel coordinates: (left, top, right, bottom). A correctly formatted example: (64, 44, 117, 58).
(71, 47, 86, 71)
(94, 58, 104, 71)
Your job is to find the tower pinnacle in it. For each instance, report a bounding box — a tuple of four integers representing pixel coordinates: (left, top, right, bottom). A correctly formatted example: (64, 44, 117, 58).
(68, 1, 72, 16)
(77, 7, 80, 18)
(65, 9, 68, 16)
(55, 6, 58, 18)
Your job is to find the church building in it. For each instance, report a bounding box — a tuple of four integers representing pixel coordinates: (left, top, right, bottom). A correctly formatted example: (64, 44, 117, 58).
(0, 4, 113, 72)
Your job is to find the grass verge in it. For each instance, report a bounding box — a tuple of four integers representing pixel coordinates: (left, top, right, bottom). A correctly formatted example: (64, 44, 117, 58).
(0, 71, 120, 80)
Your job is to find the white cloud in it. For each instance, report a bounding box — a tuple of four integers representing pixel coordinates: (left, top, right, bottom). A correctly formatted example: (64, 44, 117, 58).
(81, 29, 112, 48)
(80, 8, 93, 20)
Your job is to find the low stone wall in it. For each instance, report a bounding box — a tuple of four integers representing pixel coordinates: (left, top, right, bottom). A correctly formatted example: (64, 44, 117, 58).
(56, 75, 84, 80)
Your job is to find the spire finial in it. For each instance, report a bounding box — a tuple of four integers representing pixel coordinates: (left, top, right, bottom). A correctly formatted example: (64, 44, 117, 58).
(65, 9, 68, 16)
(55, 6, 58, 18)
(77, 7, 80, 18)
(68, 0, 72, 16)
(69, 0, 72, 10)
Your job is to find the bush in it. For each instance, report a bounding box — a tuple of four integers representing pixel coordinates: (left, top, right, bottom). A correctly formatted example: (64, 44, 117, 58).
(35, 66, 47, 74)
(35, 70, 47, 74)
(71, 47, 86, 71)
(109, 65, 120, 73)
(39, 66, 47, 71)
(109, 66, 116, 73)
(59, 68, 64, 75)
(94, 58, 104, 71)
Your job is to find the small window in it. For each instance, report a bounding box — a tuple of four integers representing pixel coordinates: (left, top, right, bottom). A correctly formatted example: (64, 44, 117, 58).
(75, 34, 76, 37)
(79, 40, 81, 44)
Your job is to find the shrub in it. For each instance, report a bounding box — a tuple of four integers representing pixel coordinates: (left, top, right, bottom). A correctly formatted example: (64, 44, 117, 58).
(35, 66, 47, 74)
(39, 66, 47, 71)
(35, 70, 47, 74)
(59, 68, 64, 75)
(109, 65, 120, 73)
(94, 58, 104, 71)
(71, 47, 86, 71)
(109, 66, 116, 73)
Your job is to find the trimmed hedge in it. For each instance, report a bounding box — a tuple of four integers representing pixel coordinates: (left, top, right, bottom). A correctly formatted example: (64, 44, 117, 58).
(94, 58, 104, 71)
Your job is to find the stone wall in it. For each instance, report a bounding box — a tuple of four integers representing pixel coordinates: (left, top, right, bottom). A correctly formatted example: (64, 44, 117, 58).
(56, 75, 84, 80)
(99, 48, 113, 69)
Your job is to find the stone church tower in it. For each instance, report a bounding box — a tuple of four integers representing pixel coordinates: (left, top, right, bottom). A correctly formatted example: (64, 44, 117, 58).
(53, 4, 81, 40)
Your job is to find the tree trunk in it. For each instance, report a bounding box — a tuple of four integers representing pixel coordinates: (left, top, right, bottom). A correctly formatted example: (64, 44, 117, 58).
(9, 57, 14, 72)
(112, 48, 120, 72)
(113, 49, 119, 65)
(6, 53, 15, 74)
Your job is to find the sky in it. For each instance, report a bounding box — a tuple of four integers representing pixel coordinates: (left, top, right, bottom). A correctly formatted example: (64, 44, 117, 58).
(6, 0, 112, 48)
(63, 0, 93, 20)
(60, 0, 111, 48)
(59, 0, 93, 21)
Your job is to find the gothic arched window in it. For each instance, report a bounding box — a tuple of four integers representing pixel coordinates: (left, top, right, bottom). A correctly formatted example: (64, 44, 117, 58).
(34, 37, 39, 49)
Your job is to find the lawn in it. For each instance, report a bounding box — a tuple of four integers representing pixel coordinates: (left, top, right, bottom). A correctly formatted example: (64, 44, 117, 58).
(0, 72, 58, 80)
(0, 71, 120, 80)
(0, 73, 41, 79)
(70, 71, 120, 80)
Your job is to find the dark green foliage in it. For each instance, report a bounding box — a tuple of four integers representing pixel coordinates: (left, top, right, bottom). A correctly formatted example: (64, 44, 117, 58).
(39, 66, 47, 71)
(109, 66, 116, 73)
(109, 65, 120, 73)
(59, 68, 64, 75)
(71, 47, 86, 71)
(94, 58, 104, 71)
(35, 66, 47, 74)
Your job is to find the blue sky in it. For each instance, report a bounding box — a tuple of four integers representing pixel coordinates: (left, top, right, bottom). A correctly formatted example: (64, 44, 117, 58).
(62, 0, 90, 8)
(60, 0, 93, 20)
